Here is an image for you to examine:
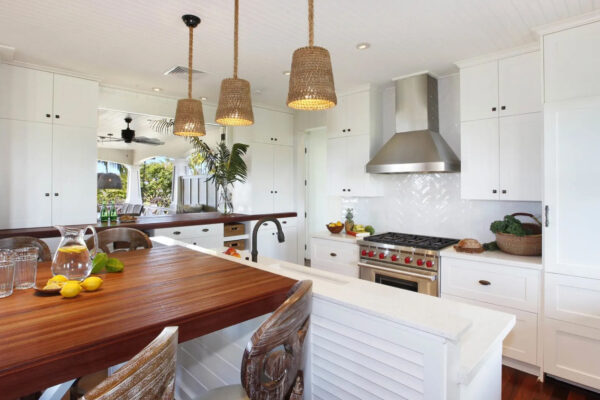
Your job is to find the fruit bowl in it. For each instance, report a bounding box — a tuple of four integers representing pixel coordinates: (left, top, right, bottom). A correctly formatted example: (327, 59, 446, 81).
(326, 224, 344, 234)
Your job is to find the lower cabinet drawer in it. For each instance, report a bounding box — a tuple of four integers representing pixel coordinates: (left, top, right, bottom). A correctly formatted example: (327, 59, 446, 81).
(443, 294, 538, 366)
(544, 318, 600, 390)
(311, 238, 359, 265)
(154, 223, 224, 239)
(441, 257, 540, 312)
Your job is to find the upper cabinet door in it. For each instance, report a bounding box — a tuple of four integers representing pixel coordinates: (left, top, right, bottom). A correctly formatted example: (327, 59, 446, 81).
(326, 137, 347, 195)
(460, 118, 500, 200)
(247, 108, 293, 145)
(273, 145, 294, 212)
(0, 65, 54, 123)
(544, 21, 600, 103)
(346, 90, 370, 136)
(53, 75, 99, 128)
(51, 125, 98, 225)
(326, 96, 347, 138)
(0, 119, 53, 229)
(499, 113, 542, 201)
(249, 142, 275, 214)
(460, 61, 499, 121)
(499, 52, 542, 117)
(344, 134, 372, 196)
(272, 111, 294, 146)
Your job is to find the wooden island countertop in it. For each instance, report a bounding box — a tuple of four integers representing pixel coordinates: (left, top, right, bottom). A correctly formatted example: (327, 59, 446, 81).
(0, 245, 297, 399)
(0, 211, 297, 239)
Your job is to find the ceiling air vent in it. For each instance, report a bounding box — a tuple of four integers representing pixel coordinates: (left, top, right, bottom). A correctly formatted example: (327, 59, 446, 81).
(163, 66, 205, 80)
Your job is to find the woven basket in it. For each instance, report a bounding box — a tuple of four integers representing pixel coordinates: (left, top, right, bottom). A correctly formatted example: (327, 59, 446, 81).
(495, 213, 542, 256)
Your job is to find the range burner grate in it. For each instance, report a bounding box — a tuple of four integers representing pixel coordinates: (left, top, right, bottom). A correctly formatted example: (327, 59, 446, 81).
(364, 232, 459, 250)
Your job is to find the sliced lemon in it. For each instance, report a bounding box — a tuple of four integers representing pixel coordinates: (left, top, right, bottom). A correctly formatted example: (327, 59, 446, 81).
(58, 245, 88, 254)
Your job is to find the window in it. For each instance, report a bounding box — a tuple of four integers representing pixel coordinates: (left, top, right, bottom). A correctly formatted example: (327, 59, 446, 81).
(97, 161, 127, 206)
(140, 157, 174, 208)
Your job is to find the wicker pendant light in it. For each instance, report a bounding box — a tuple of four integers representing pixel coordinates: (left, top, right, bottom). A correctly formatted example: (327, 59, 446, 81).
(216, 0, 254, 126)
(287, 0, 337, 110)
(174, 14, 206, 136)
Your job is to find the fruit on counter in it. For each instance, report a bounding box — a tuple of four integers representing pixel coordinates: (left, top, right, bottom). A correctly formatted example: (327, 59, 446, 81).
(81, 276, 103, 291)
(365, 225, 375, 235)
(327, 221, 343, 228)
(344, 208, 355, 232)
(224, 247, 242, 258)
(91, 252, 108, 273)
(43, 282, 62, 290)
(60, 281, 82, 298)
(48, 274, 68, 284)
(105, 258, 124, 273)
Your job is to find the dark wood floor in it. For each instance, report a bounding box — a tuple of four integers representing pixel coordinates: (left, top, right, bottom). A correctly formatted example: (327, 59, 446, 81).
(503, 366, 600, 400)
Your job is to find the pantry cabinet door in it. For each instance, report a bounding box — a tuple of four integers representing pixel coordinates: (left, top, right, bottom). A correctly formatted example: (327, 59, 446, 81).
(249, 142, 274, 214)
(460, 119, 499, 200)
(326, 137, 347, 195)
(0, 120, 53, 229)
(499, 113, 542, 201)
(345, 134, 372, 196)
(499, 51, 542, 117)
(0, 65, 54, 123)
(273, 145, 294, 212)
(460, 61, 499, 121)
(346, 90, 370, 136)
(51, 125, 97, 226)
(53, 74, 99, 128)
(326, 96, 347, 138)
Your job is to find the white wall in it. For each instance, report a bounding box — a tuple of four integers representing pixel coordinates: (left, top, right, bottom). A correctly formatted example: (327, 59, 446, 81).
(97, 148, 134, 165)
(318, 74, 541, 244)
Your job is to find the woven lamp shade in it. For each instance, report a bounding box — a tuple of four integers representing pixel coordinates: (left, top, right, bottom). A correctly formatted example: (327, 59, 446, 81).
(174, 98, 206, 136)
(287, 46, 337, 110)
(216, 78, 254, 126)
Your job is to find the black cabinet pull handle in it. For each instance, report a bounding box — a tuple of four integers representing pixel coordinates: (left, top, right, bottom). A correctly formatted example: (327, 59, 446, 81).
(282, 221, 287, 224)
(342, 129, 346, 132)
(44, 193, 50, 197)
(270, 190, 273, 193)
(502, 190, 507, 194)
(492, 189, 497, 194)
(263, 223, 268, 226)
(342, 189, 346, 192)
(274, 190, 278, 193)
(272, 232, 275, 236)
(193, 242, 197, 245)
(173, 231, 181, 235)
(479, 280, 491, 286)
(491, 107, 496, 112)
(55, 115, 60, 119)
(348, 128, 351, 132)
(501, 106, 506, 110)
(330, 252, 337, 257)
(347, 188, 351, 192)
(45, 114, 51, 118)
(274, 138, 278, 141)
(202, 228, 209, 232)
(54, 193, 59, 197)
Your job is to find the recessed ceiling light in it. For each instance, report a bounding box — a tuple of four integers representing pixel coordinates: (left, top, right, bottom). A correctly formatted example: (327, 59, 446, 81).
(356, 42, 370, 50)
(282, 70, 291, 76)
(152, 87, 162, 92)
(200, 97, 207, 101)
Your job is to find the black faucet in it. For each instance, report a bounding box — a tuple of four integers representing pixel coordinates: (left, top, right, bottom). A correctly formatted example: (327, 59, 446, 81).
(251, 217, 285, 262)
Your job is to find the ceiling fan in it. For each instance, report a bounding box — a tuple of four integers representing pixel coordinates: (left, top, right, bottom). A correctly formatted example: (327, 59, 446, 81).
(97, 117, 165, 146)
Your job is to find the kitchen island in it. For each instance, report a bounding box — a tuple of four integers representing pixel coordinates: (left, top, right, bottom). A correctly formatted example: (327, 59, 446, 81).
(154, 237, 516, 400)
(0, 211, 297, 239)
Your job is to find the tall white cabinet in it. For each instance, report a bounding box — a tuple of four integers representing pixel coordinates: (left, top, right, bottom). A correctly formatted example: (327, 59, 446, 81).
(0, 64, 98, 228)
(540, 17, 600, 391)
(458, 49, 543, 201)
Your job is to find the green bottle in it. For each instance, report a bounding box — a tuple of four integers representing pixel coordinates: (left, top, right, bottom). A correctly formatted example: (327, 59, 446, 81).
(110, 201, 118, 222)
(100, 201, 109, 222)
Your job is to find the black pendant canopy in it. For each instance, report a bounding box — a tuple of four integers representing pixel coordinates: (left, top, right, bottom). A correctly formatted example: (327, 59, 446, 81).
(97, 173, 123, 190)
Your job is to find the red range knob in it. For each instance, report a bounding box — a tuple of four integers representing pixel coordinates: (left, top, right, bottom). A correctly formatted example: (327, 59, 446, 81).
(404, 256, 412, 264)
(361, 250, 367, 256)
(426, 260, 434, 268)
(416, 259, 424, 266)
(391, 255, 398, 262)
(379, 253, 385, 259)
(368, 251, 375, 258)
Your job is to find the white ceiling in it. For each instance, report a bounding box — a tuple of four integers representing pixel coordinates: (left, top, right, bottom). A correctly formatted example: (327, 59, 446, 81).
(1, 0, 599, 108)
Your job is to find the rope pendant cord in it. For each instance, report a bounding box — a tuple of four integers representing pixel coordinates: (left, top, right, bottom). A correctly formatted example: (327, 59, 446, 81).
(308, 0, 314, 47)
(234, 0, 239, 78)
(188, 26, 193, 99)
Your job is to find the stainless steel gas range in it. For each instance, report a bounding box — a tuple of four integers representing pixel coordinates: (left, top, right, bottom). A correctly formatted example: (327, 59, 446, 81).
(357, 232, 459, 297)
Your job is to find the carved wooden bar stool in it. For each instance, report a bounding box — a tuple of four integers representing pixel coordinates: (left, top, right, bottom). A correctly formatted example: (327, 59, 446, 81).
(0, 236, 52, 261)
(81, 326, 178, 400)
(195, 280, 312, 400)
(86, 227, 153, 254)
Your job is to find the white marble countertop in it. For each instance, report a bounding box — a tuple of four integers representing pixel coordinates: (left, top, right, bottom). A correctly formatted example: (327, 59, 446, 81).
(152, 236, 515, 385)
(440, 246, 542, 270)
(311, 231, 362, 243)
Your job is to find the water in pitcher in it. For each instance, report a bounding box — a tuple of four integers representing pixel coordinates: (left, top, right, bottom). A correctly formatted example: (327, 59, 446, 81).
(51, 226, 98, 281)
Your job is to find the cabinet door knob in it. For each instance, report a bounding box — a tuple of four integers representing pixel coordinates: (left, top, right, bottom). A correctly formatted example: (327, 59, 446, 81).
(55, 115, 60, 119)
(274, 190, 278, 194)
(282, 221, 287, 224)
(54, 193, 59, 197)
(274, 138, 278, 141)
(330, 252, 337, 257)
(45, 114, 51, 118)
(173, 231, 181, 235)
(502, 189, 507, 194)
(478, 280, 491, 286)
(492, 189, 497, 194)
(342, 129, 346, 133)
(342, 189, 346, 192)
(44, 193, 50, 197)
(270, 190, 273, 193)
(491, 107, 496, 112)
(348, 128, 351, 132)
(501, 106, 506, 110)
(347, 188, 351, 192)
(202, 228, 209, 232)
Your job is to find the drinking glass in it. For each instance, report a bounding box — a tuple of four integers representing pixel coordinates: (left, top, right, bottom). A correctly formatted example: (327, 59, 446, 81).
(0, 250, 15, 298)
(13, 247, 38, 289)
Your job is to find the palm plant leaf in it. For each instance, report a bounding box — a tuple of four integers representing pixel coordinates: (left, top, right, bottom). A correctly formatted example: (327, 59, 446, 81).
(188, 138, 248, 187)
(147, 118, 175, 135)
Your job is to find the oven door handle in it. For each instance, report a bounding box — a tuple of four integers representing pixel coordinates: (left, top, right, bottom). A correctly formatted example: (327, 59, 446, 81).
(358, 262, 437, 281)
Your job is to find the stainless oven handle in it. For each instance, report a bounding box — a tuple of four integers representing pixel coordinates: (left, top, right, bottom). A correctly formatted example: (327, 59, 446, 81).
(358, 262, 436, 281)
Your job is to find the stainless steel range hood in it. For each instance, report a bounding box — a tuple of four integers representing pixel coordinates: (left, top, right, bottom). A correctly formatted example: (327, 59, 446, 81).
(366, 74, 460, 174)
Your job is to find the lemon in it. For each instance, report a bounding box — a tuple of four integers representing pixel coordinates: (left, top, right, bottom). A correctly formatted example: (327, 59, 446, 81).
(60, 281, 82, 298)
(43, 282, 61, 290)
(48, 275, 68, 283)
(81, 277, 103, 291)
(58, 245, 88, 254)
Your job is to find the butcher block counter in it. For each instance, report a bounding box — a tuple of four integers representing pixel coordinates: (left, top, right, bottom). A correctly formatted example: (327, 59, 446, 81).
(0, 211, 297, 239)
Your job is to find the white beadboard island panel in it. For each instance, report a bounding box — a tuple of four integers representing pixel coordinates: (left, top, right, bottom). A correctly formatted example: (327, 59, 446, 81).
(153, 237, 514, 399)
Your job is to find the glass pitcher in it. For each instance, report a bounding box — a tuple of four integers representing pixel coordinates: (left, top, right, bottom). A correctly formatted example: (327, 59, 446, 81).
(51, 225, 98, 281)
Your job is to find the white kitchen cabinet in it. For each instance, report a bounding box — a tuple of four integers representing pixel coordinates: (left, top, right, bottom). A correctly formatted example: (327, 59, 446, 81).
(53, 74, 99, 128)
(153, 223, 224, 250)
(545, 273, 600, 331)
(184, 235, 223, 250)
(544, 20, 600, 103)
(498, 52, 542, 117)
(51, 125, 97, 225)
(327, 134, 376, 197)
(246, 107, 293, 146)
(253, 223, 297, 263)
(0, 64, 54, 123)
(460, 61, 499, 121)
(249, 143, 294, 214)
(310, 237, 359, 278)
(327, 90, 370, 138)
(0, 119, 53, 229)
(460, 118, 499, 200)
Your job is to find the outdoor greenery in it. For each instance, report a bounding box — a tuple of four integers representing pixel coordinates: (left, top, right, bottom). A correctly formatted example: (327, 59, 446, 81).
(189, 139, 249, 187)
(140, 158, 174, 207)
(97, 162, 128, 206)
(188, 151, 206, 175)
